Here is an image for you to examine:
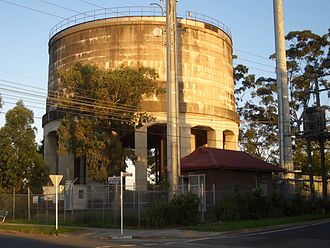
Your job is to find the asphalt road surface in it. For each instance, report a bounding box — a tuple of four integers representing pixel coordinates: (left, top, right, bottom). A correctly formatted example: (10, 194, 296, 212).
(116, 219, 330, 248)
(1, 220, 330, 248)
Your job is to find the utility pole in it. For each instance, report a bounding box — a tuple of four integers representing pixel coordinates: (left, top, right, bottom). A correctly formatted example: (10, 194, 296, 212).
(306, 139, 316, 209)
(166, 0, 180, 199)
(273, 0, 293, 173)
(314, 80, 328, 210)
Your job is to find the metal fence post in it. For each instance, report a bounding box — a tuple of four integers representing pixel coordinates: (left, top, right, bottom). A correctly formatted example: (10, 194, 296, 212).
(71, 184, 74, 224)
(102, 187, 105, 224)
(138, 190, 141, 229)
(28, 187, 31, 221)
(46, 191, 49, 222)
(114, 184, 118, 224)
(37, 196, 39, 222)
(213, 184, 216, 207)
(63, 188, 66, 223)
(91, 186, 94, 223)
(12, 188, 15, 220)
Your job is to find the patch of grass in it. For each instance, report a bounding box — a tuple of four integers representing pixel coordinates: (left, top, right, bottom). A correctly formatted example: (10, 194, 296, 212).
(0, 224, 81, 235)
(189, 214, 330, 232)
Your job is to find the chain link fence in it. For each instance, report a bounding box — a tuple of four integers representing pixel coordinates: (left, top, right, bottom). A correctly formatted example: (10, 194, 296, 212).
(0, 184, 236, 226)
(0, 180, 328, 227)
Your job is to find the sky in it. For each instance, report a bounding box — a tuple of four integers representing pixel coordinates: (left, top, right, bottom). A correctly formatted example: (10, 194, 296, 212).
(0, 0, 329, 144)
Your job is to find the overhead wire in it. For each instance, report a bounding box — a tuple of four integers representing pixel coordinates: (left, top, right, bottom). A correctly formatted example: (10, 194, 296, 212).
(0, 0, 65, 19)
(0, 79, 276, 134)
(234, 48, 275, 62)
(76, 0, 104, 9)
(0, 106, 241, 146)
(36, 0, 82, 14)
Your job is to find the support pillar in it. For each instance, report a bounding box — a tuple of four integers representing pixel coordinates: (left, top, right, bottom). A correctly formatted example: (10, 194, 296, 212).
(180, 126, 192, 157)
(44, 132, 58, 175)
(135, 127, 148, 191)
(207, 129, 223, 149)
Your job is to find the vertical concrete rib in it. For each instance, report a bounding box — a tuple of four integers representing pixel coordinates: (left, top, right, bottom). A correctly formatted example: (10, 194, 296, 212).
(166, 0, 180, 198)
(273, 0, 293, 172)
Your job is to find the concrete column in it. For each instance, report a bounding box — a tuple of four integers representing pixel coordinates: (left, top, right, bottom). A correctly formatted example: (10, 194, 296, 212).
(180, 126, 192, 157)
(207, 130, 223, 148)
(135, 127, 148, 191)
(44, 132, 58, 175)
(58, 153, 74, 182)
(191, 134, 196, 152)
(223, 131, 238, 150)
(273, 0, 293, 171)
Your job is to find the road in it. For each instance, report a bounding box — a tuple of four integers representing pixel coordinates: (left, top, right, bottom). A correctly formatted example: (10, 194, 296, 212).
(117, 220, 330, 248)
(1, 220, 330, 248)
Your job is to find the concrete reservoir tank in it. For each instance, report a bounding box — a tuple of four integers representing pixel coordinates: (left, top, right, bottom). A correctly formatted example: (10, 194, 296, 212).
(43, 6, 239, 190)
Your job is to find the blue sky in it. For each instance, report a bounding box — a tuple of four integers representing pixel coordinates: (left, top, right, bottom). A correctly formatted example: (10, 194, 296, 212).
(0, 0, 329, 143)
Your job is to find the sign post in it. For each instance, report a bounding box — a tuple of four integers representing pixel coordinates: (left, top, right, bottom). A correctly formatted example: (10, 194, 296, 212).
(120, 172, 132, 236)
(49, 175, 63, 234)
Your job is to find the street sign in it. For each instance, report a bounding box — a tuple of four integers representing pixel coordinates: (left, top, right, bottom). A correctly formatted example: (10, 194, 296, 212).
(121, 172, 133, 177)
(49, 174, 63, 234)
(108, 176, 121, 185)
(49, 175, 63, 187)
(120, 171, 133, 236)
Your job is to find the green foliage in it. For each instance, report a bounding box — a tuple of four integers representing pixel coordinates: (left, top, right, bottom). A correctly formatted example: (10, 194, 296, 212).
(144, 200, 171, 227)
(143, 192, 200, 227)
(234, 29, 330, 168)
(214, 190, 316, 222)
(0, 101, 49, 193)
(0, 225, 79, 235)
(57, 63, 164, 181)
(170, 192, 200, 226)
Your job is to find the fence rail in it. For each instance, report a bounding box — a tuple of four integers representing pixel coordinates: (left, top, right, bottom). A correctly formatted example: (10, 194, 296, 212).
(49, 6, 232, 40)
(0, 183, 327, 226)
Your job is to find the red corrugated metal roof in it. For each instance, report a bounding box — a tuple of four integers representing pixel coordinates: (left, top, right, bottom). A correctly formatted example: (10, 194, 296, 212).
(181, 147, 285, 172)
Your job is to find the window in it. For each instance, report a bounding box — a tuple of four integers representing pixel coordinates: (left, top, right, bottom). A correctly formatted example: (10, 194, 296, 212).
(78, 190, 84, 199)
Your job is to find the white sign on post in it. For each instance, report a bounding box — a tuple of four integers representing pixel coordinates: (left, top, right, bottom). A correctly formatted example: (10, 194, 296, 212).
(49, 175, 63, 187)
(49, 175, 63, 233)
(120, 171, 133, 236)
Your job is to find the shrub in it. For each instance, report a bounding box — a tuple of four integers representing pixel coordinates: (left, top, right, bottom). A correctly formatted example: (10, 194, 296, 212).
(170, 192, 200, 226)
(143, 200, 170, 227)
(214, 195, 240, 222)
(143, 192, 200, 227)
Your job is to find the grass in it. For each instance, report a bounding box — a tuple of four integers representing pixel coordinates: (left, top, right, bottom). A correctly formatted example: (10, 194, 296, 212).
(0, 224, 81, 235)
(2, 213, 330, 234)
(189, 214, 330, 232)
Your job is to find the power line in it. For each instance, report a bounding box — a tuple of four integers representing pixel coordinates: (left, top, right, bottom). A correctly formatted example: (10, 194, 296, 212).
(36, 0, 82, 14)
(236, 58, 275, 69)
(0, 70, 44, 82)
(0, 78, 138, 111)
(0, 106, 241, 145)
(234, 48, 275, 62)
(233, 62, 275, 74)
(0, 0, 65, 19)
(76, 0, 104, 9)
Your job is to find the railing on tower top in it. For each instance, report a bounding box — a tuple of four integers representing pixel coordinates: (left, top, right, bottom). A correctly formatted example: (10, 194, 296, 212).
(185, 11, 232, 39)
(49, 6, 232, 40)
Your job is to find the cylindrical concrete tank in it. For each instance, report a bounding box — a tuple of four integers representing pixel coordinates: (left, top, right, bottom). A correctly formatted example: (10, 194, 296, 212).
(43, 7, 239, 185)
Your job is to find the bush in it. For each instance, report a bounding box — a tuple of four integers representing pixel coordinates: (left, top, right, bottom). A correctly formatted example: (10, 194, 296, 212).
(143, 192, 200, 227)
(170, 192, 200, 226)
(214, 195, 240, 222)
(214, 190, 317, 223)
(143, 200, 170, 227)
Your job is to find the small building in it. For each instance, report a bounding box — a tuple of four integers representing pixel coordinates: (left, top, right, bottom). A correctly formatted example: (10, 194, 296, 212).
(180, 147, 284, 203)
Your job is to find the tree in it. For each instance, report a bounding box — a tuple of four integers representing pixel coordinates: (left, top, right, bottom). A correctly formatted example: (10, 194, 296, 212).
(57, 63, 164, 182)
(0, 101, 48, 193)
(234, 65, 279, 163)
(235, 29, 330, 169)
